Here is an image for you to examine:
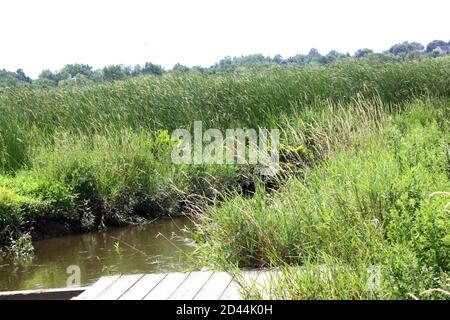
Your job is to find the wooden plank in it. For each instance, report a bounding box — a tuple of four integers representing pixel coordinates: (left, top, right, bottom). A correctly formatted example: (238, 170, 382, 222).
(119, 273, 167, 300)
(72, 270, 277, 301)
(74, 275, 120, 300)
(96, 274, 144, 300)
(219, 280, 242, 300)
(194, 272, 233, 300)
(0, 287, 87, 300)
(169, 271, 213, 300)
(144, 272, 190, 300)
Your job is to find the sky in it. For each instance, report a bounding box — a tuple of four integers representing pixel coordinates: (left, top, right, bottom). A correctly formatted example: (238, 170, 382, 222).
(1, 0, 449, 78)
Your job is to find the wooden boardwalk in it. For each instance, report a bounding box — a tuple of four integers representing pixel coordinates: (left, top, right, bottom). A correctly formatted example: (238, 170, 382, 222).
(73, 270, 278, 300)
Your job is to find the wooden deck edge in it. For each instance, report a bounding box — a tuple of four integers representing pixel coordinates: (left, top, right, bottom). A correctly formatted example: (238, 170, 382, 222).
(0, 287, 88, 300)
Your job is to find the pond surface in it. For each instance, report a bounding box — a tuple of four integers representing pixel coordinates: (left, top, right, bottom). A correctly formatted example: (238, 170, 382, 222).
(0, 217, 195, 291)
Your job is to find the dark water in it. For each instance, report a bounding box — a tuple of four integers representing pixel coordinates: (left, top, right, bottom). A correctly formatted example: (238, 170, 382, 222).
(0, 217, 195, 291)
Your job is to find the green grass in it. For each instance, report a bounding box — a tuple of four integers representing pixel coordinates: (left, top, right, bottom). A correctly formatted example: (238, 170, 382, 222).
(194, 100, 450, 299)
(1, 58, 449, 172)
(0, 58, 449, 299)
(0, 130, 241, 245)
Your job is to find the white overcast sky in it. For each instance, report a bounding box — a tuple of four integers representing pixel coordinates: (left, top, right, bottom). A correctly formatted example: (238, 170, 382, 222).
(1, 0, 449, 78)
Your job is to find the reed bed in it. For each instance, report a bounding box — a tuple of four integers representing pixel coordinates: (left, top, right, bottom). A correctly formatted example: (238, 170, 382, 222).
(0, 58, 449, 299)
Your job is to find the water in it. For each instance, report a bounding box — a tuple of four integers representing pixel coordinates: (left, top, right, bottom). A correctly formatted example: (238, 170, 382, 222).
(0, 217, 195, 291)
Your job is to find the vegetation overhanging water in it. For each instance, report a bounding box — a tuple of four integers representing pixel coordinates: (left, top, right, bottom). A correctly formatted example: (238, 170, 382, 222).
(0, 217, 194, 291)
(0, 57, 449, 299)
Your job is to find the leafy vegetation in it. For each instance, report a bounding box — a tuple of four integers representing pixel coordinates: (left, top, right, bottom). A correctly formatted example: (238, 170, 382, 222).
(195, 100, 449, 299)
(0, 52, 449, 299)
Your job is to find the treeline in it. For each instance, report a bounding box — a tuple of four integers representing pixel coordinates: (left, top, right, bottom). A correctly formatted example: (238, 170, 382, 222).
(1, 39, 449, 87)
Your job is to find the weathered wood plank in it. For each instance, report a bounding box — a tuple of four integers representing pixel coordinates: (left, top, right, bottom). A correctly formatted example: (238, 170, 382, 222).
(119, 273, 167, 300)
(96, 274, 144, 300)
(73, 275, 120, 300)
(69, 270, 278, 300)
(144, 272, 190, 300)
(0, 287, 87, 300)
(194, 272, 233, 300)
(169, 271, 213, 300)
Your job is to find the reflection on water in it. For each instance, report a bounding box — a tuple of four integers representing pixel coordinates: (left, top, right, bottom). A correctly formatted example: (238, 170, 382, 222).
(0, 217, 195, 291)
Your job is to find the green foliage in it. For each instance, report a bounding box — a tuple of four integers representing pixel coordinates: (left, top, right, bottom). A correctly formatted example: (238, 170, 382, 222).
(0, 128, 240, 246)
(8, 232, 33, 259)
(113, 241, 122, 257)
(389, 41, 424, 55)
(354, 48, 373, 58)
(0, 69, 32, 87)
(102, 64, 128, 81)
(140, 62, 164, 76)
(426, 40, 448, 52)
(0, 185, 41, 245)
(0, 56, 449, 300)
(1, 58, 449, 162)
(195, 101, 450, 299)
(60, 64, 93, 79)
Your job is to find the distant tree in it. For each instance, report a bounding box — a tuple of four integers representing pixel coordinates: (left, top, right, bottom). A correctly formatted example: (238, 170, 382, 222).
(272, 54, 284, 64)
(389, 41, 424, 55)
(60, 64, 93, 80)
(289, 54, 306, 65)
(308, 48, 319, 56)
(131, 65, 142, 76)
(408, 42, 424, 51)
(37, 69, 60, 86)
(90, 70, 104, 82)
(240, 54, 267, 64)
(426, 40, 448, 52)
(218, 56, 232, 67)
(0, 68, 33, 87)
(0, 69, 19, 86)
(172, 63, 190, 73)
(323, 50, 346, 64)
(102, 65, 127, 81)
(123, 65, 133, 77)
(141, 62, 164, 76)
(327, 50, 340, 59)
(304, 49, 321, 65)
(15, 69, 32, 83)
(354, 48, 373, 58)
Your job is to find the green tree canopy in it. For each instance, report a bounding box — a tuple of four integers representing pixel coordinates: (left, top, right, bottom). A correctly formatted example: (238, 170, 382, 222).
(172, 63, 190, 73)
(426, 40, 448, 52)
(60, 64, 93, 79)
(354, 48, 373, 58)
(141, 62, 164, 76)
(389, 41, 424, 55)
(102, 65, 127, 81)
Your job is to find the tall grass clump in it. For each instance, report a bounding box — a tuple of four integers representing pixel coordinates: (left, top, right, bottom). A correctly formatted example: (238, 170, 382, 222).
(195, 100, 450, 299)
